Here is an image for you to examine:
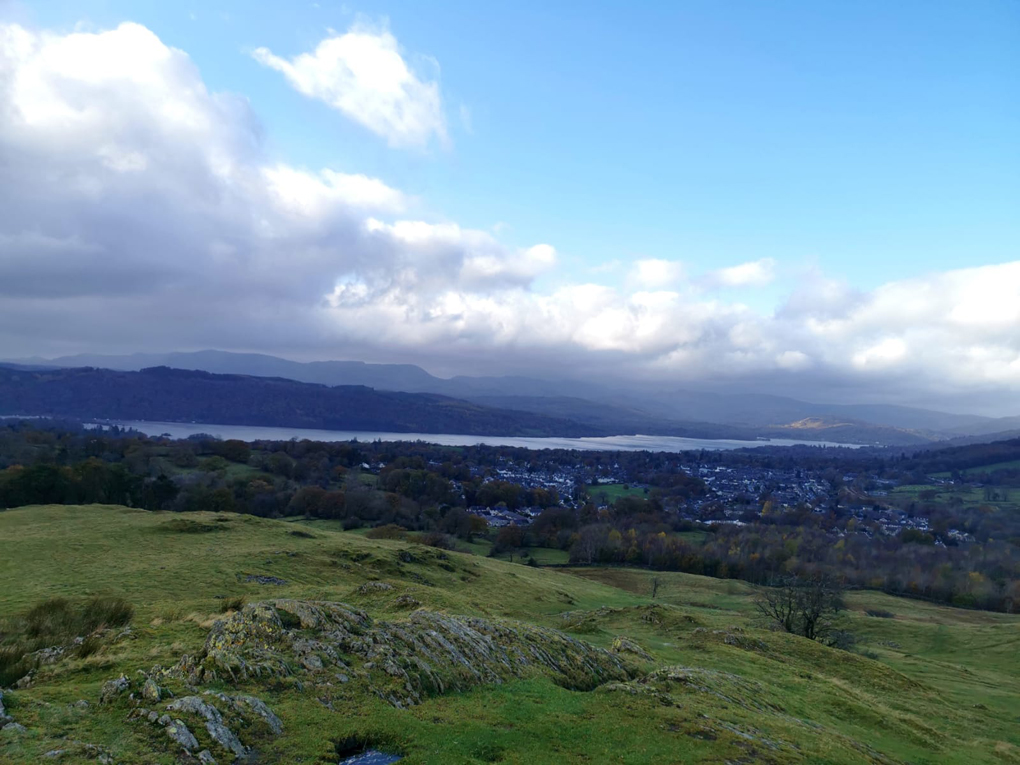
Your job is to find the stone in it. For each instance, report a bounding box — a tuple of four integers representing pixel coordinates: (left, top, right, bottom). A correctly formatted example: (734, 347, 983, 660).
(147, 711, 159, 724)
(611, 636, 654, 662)
(197, 751, 218, 764)
(70, 700, 90, 710)
(205, 720, 247, 758)
(394, 594, 421, 609)
(159, 599, 632, 708)
(165, 718, 199, 751)
(99, 675, 130, 704)
(230, 693, 283, 735)
(356, 581, 394, 595)
(140, 678, 161, 703)
(158, 714, 171, 727)
(1, 722, 27, 734)
(165, 696, 222, 723)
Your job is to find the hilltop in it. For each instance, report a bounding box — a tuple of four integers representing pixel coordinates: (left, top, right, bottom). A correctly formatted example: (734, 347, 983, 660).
(1, 505, 1018, 764)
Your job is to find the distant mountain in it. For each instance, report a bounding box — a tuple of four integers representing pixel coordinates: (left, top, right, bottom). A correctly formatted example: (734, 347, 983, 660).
(0, 366, 610, 438)
(464, 395, 762, 440)
(618, 389, 990, 433)
(7, 349, 1010, 444)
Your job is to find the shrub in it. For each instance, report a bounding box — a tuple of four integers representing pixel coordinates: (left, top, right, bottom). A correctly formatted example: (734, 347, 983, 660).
(865, 608, 895, 619)
(826, 630, 857, 651)
(219, 595, 246, 613)
(0, 646, 34, 687)
(414, 531, 455, 550)
(365, 524, 408, 540)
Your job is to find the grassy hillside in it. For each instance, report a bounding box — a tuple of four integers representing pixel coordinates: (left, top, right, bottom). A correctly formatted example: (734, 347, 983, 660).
(0, 506, 1017, 764)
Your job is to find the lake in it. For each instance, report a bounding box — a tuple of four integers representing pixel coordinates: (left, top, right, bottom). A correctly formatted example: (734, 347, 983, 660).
(111, 420, 861, 452)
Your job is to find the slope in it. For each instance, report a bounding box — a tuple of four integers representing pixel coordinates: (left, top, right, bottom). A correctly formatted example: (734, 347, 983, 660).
(0, 505, 1017, 764)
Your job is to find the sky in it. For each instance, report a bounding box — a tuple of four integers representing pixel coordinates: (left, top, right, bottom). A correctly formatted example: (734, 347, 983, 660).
(0, 0, 1018, 414)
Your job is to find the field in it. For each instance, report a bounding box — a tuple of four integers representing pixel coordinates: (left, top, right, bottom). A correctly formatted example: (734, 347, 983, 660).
(891, 483, 1020, 511)
(587, 483, 649, 502)
(0, 505, 1017, 764)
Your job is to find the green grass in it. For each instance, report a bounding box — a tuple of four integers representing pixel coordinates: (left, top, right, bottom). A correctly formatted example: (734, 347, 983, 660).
(890, 484, 1020, 511)
(587, 483, 648, 502)
(0, 505, 1018, 764)
(931, 459, 1020, 478)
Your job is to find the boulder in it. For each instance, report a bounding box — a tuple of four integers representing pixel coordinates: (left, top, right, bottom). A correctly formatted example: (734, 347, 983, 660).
(205, 720, 247, 758)
(165, 719, 199, 751)
(99, 675, 130, 704)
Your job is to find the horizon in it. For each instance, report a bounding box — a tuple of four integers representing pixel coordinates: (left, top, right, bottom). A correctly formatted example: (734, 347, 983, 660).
(0, 1, 1018, 416)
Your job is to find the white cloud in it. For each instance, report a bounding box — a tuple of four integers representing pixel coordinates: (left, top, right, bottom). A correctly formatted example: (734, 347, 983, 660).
(706, 258, 776, 288)
(0, 21, 1017, 410)
(253, 22, 447, 148)
(629, 258, 684, 289)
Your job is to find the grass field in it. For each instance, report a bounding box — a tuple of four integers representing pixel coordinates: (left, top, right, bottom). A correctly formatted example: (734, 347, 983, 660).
(0, 505, 1018, 764)
(891, 483, 1020, 511)
(932, 459, 1020, 478)
(587, 483, 649, 502)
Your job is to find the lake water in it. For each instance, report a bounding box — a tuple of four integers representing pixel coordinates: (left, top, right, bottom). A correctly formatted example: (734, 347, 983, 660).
(111, 420, 860, 452)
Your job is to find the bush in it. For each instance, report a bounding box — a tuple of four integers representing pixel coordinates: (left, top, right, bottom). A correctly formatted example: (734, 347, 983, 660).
(219, 595, 246, 613)
(365, 524, 408, 540)
(865, 608, 895, 619)
(414, 531, 455, 550)
(826, 630, 857, 651)
(0, 646, 34, 687)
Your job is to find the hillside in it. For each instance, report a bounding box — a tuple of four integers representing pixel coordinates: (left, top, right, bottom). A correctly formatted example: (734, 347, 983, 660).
(1, 505, 1018, 764)
(0, 366, 607, 438)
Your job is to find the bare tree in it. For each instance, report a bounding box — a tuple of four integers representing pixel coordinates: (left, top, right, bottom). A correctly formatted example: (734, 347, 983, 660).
(754, 574, 845, 642)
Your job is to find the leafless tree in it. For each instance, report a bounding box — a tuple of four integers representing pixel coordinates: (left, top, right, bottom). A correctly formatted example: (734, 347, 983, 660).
(754, 574, 845, 642)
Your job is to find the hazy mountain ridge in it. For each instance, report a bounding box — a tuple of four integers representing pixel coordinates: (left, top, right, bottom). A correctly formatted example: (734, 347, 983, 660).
(6, 350, 1014, 445)
(0, 366, 611, 438)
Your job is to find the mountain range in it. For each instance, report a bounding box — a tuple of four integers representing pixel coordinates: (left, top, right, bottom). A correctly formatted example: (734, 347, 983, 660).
(5, 350, 1019, 446)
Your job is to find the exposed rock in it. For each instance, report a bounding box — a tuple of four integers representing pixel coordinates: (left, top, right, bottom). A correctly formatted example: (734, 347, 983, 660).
(99, 675, 130, 704)
(0, 689, 5, 717)
(140, 677, 161, 703)
(394, 594, 421, 609)
(1, 722, 26, 734)
(245, 575, 288, 586)
(42, 750, 66, 759)
(356, 581, 394, 595)
(232, 694, 283, 735)
(197, 751, 217, 764)
(166, 718, 199, 751)
(160, 599, 632, 708)
(166, 696, 222, 723)
(70, 700, 90, 710)
(611, 636, 653, 662)
(31, 645, 66, 665)
(14, 673, 33, 689)
(205, 720, 247, 758)
(202, 692, 283, 735)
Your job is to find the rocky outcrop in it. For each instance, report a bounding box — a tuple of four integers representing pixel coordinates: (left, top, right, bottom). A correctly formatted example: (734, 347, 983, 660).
(99, 675, 129, 704)
(156, 599, 633, 709)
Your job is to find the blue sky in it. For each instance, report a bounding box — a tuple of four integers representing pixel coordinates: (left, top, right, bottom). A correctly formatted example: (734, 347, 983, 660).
(1, 1, 1018, 410)
(23, 0, 1020, 296)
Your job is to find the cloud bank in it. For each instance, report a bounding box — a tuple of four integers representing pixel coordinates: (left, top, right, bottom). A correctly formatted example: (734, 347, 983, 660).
(0, 21, 1017, 413)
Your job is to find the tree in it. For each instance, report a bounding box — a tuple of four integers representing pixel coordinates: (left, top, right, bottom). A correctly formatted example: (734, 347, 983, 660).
(754, 574, 845, 643)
